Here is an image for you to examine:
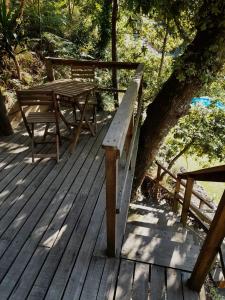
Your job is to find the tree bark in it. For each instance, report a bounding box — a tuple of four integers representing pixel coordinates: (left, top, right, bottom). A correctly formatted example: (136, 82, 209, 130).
(0, 93, 13, 136)
(134, 0, 225, 189)
(95, 0, 112, 59)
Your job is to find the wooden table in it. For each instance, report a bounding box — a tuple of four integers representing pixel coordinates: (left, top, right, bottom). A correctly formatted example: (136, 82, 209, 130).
(29, 79, 96, 153)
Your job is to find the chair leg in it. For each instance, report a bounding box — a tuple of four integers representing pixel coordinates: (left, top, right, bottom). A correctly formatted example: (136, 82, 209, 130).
(73, 106, 77, 123)
(93, 105, 97, 134)
(43, 123, 50, 141)
(56, 134, 59, 163)
(31, 123, 34, 163)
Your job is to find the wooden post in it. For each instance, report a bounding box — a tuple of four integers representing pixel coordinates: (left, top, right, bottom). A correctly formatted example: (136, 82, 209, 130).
(124, 114, 134, 161)
(188, 191, 225, 292)
(173, 178, 181, 213)
(181, 177, 194, 226)
(105, 148, 118, 257)
(45, 59, 54, 81)
(154, 165, 161, 200)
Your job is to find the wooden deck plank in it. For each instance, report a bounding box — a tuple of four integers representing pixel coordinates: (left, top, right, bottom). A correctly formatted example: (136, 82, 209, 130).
(0, 125, 104, 291)
(8, 148, 105, 300)
(0, 148, 66, 220)
(0, 131, 27, 162)
(0, 144, 71, 243)
(151, 265, 166, 300)
(0, 134, 89, 240)
(79, 256, 106, 300)
(0, 151, 46, 209)
(132, 262, 149, 300)
(28, 151, 106, 299)
(122, 233, 199, 271)
(46, 185, 106, 300)
(5, 246, 49, 300)
(39, 126, 107, 248)
(0, 135, 90, 281)
(6, 155, 104, 299)
(0, 149, 31, 192)
(96, 258, 120, 300)
(166, 268, 183, 300)
(182, 272, 199, 300)
(114, 259, 135, 300)
(0, 157, 57, 253)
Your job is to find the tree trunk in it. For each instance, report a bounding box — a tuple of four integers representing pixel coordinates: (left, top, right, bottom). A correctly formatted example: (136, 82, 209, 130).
(134, 0, 225, 189)
(95, 0, 112, 59)
(0, 93, 13, 136)
(112, 0, 118, 106)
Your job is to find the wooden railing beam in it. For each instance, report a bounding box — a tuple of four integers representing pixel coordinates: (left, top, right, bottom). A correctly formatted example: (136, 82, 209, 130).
(156, 161, 214, 209)
(181, 177, 194, 226)
(105, 149, 118, 257)
(45, 57, 140, 70)
(173, 178, 181, 213)
(179, 165, 225, 182)
(188, 191, 225, 292)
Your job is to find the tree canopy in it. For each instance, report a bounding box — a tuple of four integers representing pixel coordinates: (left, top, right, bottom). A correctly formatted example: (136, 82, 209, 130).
(0, 0, 224, 189)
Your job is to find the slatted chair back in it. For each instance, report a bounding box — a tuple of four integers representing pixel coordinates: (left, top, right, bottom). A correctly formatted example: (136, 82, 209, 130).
(17, 90, 58, 118)
(17, 90, 61, 162)
(71, 65, 96, 82)
(17, 90, 57, 108)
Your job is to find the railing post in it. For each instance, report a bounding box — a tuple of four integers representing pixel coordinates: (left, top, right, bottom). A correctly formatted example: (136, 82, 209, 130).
(45, 59, 55, 81)
(154, 165, 161, 200)
(188, 191, 225, 292)
(181, 177, 194, 226)
(173, 177, 181, 213)
(124, 114, 134, 162)
(105, 148, 118, 257)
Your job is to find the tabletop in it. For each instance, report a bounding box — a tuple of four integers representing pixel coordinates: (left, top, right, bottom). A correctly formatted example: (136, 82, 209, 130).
(29, 79, 95, 100)
(27, 79, 97, 153)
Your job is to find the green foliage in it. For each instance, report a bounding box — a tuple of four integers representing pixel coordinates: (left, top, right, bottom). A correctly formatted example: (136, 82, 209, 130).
(94, 0, 112, 59)
(159, 103, 225, 166)
(0, 0, 25, 59)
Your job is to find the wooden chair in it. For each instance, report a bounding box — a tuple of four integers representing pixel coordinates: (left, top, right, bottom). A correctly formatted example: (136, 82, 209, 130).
(71, 65, 97, 133)
(17, 90, 61, 163)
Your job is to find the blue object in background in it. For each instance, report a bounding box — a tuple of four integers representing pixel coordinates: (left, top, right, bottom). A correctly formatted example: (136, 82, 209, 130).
(192, 97, 225, 110)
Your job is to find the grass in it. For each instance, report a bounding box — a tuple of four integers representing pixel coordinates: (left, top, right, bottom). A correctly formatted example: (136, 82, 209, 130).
(172, 156, 224, 204)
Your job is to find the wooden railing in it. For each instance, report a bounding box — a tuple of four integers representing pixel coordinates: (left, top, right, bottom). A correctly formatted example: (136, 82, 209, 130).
(178, 166, 225, 292)
(45, 57, 139, 81)
(45, 57, 144, 256)
(155, 161, 215, 224)
(102, 63, 144, 256)
(155, 162, 225, 292)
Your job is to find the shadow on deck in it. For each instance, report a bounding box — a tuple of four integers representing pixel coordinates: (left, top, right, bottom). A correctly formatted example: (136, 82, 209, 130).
(0, 115, 206, 300)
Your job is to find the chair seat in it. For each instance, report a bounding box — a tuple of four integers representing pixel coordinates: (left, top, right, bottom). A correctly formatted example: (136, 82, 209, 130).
(27, 112, 56, 124)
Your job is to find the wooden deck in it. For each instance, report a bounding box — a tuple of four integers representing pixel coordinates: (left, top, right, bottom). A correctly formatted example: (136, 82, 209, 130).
(0, 116, 205, 299)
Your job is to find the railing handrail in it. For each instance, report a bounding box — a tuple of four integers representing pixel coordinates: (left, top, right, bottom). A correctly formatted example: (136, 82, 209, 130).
(102, 63, 144, 156)
(155, 161, 214, 209)
(178, 164, 225, 182)
(155, 161, 225, 291)
(45, 57, 140, 70)
(102, 62, 144, 256)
